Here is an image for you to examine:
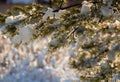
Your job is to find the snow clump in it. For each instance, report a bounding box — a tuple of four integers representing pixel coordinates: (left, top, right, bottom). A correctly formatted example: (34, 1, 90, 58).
(11, 24, 35, 44)
(80, 1, 93, 15)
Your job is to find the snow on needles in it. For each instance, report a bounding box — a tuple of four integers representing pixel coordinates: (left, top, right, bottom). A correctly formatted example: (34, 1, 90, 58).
(42, 8, 66, 21)
(5, 14, 27, 25)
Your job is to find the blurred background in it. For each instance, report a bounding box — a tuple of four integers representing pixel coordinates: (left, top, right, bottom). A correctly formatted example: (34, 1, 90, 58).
(0, 0, 50, 4)
(0, 0, 51, 13)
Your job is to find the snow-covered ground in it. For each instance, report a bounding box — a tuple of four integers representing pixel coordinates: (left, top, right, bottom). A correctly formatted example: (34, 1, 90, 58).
(0, 32, 80, 82)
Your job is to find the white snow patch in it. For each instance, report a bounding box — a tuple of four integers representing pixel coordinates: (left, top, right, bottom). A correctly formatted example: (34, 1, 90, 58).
(0, 32, 80, 82)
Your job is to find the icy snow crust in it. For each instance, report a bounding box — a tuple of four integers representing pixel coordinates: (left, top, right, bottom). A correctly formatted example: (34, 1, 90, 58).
(0, 32, 79, 82)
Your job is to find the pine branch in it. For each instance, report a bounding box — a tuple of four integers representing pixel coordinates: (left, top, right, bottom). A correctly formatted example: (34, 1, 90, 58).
(53, 3, 82, 12)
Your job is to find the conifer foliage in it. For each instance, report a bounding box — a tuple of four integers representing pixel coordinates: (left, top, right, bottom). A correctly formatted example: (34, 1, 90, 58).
(0, 0, 120, 81)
